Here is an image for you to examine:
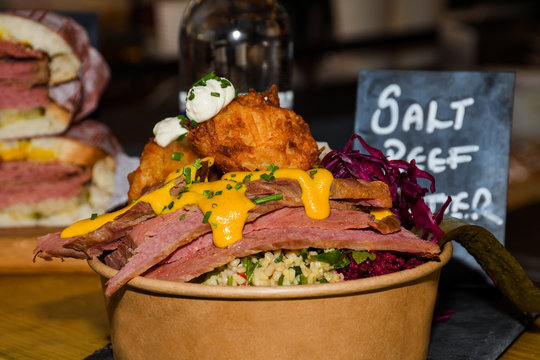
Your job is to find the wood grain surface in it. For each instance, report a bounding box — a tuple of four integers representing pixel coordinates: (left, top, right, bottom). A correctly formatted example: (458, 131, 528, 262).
(0, 227, 92, 274)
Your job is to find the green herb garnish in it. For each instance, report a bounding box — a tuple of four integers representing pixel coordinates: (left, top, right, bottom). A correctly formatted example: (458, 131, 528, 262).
(241, 256, 260, 284)
(252, 193, 283, 205)
(312, 249, 350, 269)
(260, 173, 275, 182)
(210, 92, 220, 97)
(202, 211, 212, 223)
(267, 163, 279, 173)
(183, 166, 192, 184)
(90, 213, 98, 220)
(351, 251, 376, 264)
(171, 152, 184, 161)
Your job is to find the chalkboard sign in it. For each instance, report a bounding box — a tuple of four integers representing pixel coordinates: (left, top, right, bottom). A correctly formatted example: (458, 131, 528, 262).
(354, 70, 515, 268)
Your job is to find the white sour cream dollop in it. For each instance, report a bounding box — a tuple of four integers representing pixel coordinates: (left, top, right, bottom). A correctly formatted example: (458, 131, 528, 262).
(186, 77, 235, 123)
(153, 117, 188, 147)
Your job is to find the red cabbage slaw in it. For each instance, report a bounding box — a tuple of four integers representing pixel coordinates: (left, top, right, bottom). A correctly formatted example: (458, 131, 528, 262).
(320, 134, 451, 243)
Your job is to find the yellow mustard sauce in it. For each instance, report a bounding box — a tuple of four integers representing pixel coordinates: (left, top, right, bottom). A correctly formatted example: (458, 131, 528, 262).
(0, 141, 56, 162)
(369, 208, 394, 220)
(61, 160, 334, 248)
(222, 168, 334, 220)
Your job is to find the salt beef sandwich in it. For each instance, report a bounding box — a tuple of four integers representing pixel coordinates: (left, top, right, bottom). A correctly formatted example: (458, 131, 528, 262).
(0, 10, 109, 139)
(0, 10, 117, 227)
(35, 74, 443, 297)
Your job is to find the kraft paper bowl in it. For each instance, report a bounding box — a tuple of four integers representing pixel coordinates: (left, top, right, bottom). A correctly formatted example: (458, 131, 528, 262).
(88, 242, 452, 360)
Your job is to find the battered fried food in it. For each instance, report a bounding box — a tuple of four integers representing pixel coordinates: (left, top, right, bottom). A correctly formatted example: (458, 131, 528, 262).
(188, 85, 320, 172)
(127, 137, 199, 201)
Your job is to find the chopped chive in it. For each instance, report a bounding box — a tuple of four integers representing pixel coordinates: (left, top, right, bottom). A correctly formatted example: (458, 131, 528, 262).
(212, 203, 217, 208)
(252, 193, 283, 205)
(190, 119, 198, 128)
(299, 275, 308, 285)
(202, 211, 212, 223)
(193, 158, 202, 169)
(226, 184, 232, 190)
(242, 174, 253, 183)
(266, 163, 279, 173)
(227, 275, 233, 286)
(320, 277, 329, 284)
(234, 183, 242, 190)
(260, 173, 275, 182)
(183, 166, 192, 184)
(214, 190, 223, 196)
(274, 254, 283, 263)
(234, 89, 239, 98)
(210, 92, 220, 97)
(309, 169, 317, 176)
(168, 201, 175, 210)
(277, 274, 284, 286)
(179, 213, 186, 221)
(230, 173, 236, 178)
(90, 213, 98, 220)
(176, 133, 187, 141)
(171, 152, 184, 161)
(188, 91, 195, 100)
(220, 79, 231, 88)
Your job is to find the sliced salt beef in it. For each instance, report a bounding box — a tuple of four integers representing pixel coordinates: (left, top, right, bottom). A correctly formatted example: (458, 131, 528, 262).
(245, 177, 392, 208)
(103, 208, 212, 296)
(103, 207, 408, 296)
(143, 229, 431, 283)
(35, 176, 393, 261)
(0, 161, 81, 185)
(0, 39, 46, 59)
(141, 208, 439, 285)
(34, 201, 155, 260)
(0, 58, 49, 87)
(0, 84, 49, 109)
(0, 164, 91, 209)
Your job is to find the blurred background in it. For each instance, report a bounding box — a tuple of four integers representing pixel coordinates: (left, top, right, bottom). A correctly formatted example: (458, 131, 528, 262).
(1, 0, 539, 279)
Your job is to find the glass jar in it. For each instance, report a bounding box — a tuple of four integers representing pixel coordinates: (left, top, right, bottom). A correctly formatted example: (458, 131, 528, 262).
(178, 0, 293, 111)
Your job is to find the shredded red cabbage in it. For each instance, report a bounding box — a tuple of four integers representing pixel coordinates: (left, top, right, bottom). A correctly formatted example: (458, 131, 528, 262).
(321, 134, 451, 243)
(338, 251, 425, 280)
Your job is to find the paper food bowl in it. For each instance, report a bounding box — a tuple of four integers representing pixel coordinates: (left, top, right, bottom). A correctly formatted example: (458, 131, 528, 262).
(88, 242, 452, 360)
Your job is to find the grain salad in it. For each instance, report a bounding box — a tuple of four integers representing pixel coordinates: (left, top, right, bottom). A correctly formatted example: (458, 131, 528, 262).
(202, 249, 345, 286)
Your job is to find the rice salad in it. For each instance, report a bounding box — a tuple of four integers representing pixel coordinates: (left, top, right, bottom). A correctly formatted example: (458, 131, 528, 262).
(201, 249, 379, 286)
(201, 249, 341, 286)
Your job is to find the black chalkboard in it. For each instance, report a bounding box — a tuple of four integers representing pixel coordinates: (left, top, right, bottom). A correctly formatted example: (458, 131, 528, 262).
(354, 70, 515, 258)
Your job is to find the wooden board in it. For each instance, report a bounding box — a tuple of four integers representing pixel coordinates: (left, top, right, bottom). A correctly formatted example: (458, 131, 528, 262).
(0, 227, 92, 274)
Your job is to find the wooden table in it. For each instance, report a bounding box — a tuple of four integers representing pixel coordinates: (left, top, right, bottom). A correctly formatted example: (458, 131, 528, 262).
(0, 269, 538, 360)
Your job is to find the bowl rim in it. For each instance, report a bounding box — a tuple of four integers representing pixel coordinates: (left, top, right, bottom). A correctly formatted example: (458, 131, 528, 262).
(88, 242, 452, 300)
